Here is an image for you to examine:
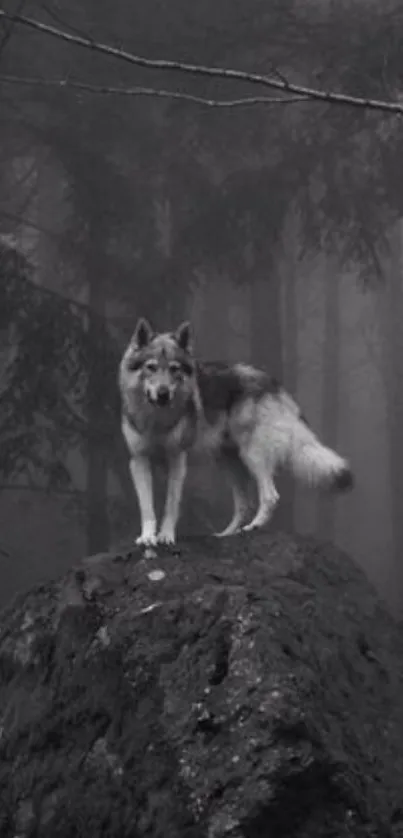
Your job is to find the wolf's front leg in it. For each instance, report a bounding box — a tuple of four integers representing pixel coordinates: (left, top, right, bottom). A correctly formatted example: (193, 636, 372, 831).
(158, 451, 187, 545)
(129, 455, 157, 545)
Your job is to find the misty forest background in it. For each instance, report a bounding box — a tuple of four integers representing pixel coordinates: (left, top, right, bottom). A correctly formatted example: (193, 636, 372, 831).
(0, 0, 403, 612)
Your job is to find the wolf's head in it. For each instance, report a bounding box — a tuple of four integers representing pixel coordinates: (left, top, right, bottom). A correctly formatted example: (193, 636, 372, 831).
(120, 318, 195, 407)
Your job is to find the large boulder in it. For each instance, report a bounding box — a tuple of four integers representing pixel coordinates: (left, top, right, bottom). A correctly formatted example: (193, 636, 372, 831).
(0, 532, 402, 837)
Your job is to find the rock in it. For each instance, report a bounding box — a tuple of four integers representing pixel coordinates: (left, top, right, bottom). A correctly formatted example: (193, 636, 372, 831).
(0, 531, 402, 837)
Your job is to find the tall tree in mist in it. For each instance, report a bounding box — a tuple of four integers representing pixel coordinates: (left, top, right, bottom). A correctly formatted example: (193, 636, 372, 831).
(317, 268, 341, 543)
(3, 0, 403, 560)
(0, 239, 87, 489)
(281, 211, 299, 526)
(292, 4, 403, 556)
(84, 216, 111, 554)
(0, 235, 132, 553)
(380, 221, 403, 601)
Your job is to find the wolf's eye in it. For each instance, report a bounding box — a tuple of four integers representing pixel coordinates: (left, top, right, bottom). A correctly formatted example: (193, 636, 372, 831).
(181, 361, 194, 376)
(127, 357, 142, 371)
(169, 361, 181, 374)
(145, 360, 158, 373)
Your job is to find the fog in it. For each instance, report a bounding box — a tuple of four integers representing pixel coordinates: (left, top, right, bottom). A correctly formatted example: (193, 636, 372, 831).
(1, 0, 402, 612)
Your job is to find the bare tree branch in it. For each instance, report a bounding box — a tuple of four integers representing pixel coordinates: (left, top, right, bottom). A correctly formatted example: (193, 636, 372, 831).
(0, 0, 26, 61)
(1, 8, 403, 115)
(38, 1, 95, 41)
(0, 73, 307, 107)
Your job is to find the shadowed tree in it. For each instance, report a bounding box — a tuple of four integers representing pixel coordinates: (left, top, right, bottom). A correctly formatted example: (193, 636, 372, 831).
(317, 267, 341, 543)
(4, 0, 403, 569)
(0, 238, 131, 551)
(0, 239, 88, 487)
(280, 211, 300, 527)
(379, 221, 403, 605)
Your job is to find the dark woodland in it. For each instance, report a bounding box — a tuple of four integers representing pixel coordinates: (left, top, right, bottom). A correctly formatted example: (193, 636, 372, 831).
(3, 2, 403, 836)
(1, 0, 403, 612)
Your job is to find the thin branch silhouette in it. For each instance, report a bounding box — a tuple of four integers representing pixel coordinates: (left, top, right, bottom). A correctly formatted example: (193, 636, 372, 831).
(0, 74, 307, 107)
(1, 9, 403, 115)
(0, 0, 26, 60)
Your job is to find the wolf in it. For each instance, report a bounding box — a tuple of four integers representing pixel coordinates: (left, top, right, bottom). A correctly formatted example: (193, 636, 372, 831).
(118, 318, 353, 546)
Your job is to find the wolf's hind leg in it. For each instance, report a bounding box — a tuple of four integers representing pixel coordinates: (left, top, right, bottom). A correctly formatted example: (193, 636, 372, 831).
(129, 455, 157, 546)
(239, 447, 279, 531)
(214, 450, 250, 537)
(158, 451, 187, 545)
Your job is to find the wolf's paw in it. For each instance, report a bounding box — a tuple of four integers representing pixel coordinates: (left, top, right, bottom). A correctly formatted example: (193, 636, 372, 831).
(136, 532, 157, 547)
(241, 521, 262, 533)
(214, 527, 241, 538)
(157, 530, 176, 546)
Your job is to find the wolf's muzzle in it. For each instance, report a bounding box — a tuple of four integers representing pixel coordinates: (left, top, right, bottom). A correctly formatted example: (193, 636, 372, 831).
(154, 386, 171, 406)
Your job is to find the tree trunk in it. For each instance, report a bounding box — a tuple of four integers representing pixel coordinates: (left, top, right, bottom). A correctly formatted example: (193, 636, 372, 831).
(281, 215, 299, 528)
(381, 220, 403, 608)
(250, 274, 283, 374)
(85, 241, 110, 554)
(317, 268, 341, 543)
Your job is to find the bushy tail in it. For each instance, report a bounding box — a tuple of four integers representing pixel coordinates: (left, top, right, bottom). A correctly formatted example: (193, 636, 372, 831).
(277, 392, 353, 491)
(288, 422, 353, 492)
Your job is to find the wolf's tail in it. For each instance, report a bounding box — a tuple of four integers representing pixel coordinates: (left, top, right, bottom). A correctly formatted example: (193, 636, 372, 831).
(277, 391, 354, 492)
(289, 432, 353, 491)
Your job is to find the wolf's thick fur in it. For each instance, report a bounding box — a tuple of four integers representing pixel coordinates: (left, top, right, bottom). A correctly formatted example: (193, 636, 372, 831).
(119, 318, 353, 546)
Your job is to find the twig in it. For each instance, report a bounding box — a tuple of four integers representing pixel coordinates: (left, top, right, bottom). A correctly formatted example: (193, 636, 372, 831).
(0, 74, 307, 106)
(0, 0, 26, 61)
(38, 1, 94, 41)
(0, 9, 403, 115)
(265, 60, 289, 88)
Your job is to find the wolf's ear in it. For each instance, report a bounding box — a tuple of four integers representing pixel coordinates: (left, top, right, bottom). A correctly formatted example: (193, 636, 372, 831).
(132, 318, 153, 348)
(175, 321, 192, 353)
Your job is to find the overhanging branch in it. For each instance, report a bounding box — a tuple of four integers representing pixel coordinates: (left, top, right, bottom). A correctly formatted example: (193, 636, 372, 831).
(1, 8, 403, 115)
(0, 74, 307, 107)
